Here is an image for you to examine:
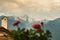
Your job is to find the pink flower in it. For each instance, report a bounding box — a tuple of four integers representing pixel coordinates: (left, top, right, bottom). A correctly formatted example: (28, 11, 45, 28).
(32, 23, 41, 29)
(13, 20, 20, 26)
(35, 28, 42, 32)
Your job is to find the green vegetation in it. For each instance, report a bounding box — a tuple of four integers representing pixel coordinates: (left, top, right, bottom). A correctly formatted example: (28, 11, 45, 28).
(8, 28, 52, 40)
(8, 20, 52, 40)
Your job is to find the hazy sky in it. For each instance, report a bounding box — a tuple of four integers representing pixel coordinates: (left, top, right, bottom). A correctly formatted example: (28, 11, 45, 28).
(0, 0, 60, 20)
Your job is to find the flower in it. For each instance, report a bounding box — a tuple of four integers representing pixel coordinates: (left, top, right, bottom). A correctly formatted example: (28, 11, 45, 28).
(35, 28, 42, 32)
(13, 20, 20, 26)
(32, 23, 41, 29)
(32, 23, 42, 32)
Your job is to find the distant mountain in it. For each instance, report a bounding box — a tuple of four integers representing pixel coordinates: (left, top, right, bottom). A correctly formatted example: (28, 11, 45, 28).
(0, 16, 33, 30)
(6, 17, 60, 40)
(7, 16, 31, 30)
(43, 18, 60, 40)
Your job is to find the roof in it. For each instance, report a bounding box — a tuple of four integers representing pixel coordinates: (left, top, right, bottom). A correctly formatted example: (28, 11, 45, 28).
(0, 26, 9, 34)
(1, 16, 7, 20)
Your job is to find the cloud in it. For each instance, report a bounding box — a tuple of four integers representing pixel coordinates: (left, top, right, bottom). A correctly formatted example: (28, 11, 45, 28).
(0, 0, 60, 11)
(0, 0, 60, 20)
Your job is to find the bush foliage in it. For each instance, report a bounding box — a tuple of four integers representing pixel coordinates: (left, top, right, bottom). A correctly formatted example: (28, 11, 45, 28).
(8, 20, 52, 40)
(8, 28, 52, 40)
